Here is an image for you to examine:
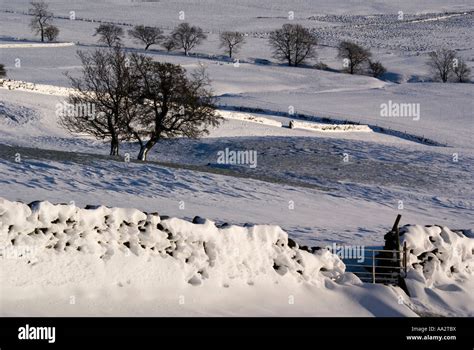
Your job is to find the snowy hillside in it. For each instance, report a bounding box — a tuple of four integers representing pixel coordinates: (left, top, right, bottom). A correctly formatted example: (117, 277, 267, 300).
(0, 0, 473, 319)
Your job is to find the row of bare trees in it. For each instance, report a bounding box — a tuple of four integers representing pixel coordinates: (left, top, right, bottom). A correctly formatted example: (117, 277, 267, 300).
(60, 46, 221, 160)
(318, 39, 470, 82)
(94, 22, 246, 58)
(27, 2, 470, 82)
(92, 22, 378, 75)
(93, 22, 319, 66)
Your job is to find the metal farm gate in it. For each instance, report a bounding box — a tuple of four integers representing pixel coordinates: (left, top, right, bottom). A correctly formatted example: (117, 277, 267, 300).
(343, 244, 408, 284)
(342, 215, 409, 287)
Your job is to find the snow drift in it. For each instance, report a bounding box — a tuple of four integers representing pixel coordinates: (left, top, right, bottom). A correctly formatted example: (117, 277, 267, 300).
(400, 225, 474, 316)
(0, 197, 415, 316)
(1, 197, 472, 316)
(0, 197, 344, 287)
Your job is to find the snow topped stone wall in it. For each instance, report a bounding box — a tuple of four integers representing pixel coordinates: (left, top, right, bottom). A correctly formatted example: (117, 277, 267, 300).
(400, 225, 474, 316)
(0, 197, 344, 286)
(219, 110, 283, 127)
(0, 79, 73, 96)
(1, 198, 473, 316)
(289, 120, 372, 133)
(401, 225, 474, 286)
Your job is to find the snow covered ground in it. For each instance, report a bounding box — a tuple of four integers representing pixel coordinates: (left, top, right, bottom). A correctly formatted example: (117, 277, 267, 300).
(0, 0, 473, 317)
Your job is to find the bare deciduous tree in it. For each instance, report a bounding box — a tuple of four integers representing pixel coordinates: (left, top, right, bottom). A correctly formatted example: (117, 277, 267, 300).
(128, 25, 164, 50)
(453, 57, 471, 83)
(368, 60, 387, 78)
(171, 23, 207, 56)
(94, 23, 124, 47)
(60, 48, 135, 156)
(427, 49, 456, 83)
(29, 1, 53, 42)
(44, 25, 59, 42)
(127, 56, 221, 161)
(268, 24, 317, 67)
(337, 41, 371, 74)
(219, 31, 246, 59)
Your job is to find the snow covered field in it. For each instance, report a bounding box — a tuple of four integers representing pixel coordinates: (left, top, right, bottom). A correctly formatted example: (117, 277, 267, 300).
(0, 0, 473, 317)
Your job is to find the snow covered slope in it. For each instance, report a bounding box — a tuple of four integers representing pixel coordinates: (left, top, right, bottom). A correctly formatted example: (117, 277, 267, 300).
(0, 86, 472, 247)
(0, 0, 472, 317)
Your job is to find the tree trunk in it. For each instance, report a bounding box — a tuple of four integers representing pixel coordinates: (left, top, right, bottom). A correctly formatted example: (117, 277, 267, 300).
(110, 136, 119, 156)
(137, 146, 147, 161)
(145, 44, 150, 50)
(137, 139, 157, 161)
(229, 47, 233, 59)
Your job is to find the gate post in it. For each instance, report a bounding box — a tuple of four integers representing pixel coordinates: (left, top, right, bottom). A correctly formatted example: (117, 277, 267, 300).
(403, 241, 407, 277)
(372, 250, 375, 284)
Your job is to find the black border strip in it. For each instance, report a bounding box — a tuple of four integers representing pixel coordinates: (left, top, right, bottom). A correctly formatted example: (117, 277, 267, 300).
(1, 317, 472, 347)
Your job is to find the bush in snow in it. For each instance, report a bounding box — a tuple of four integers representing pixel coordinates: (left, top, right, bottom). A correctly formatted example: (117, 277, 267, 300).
(269, 24, 318, 67)
(161, 36, 177, 52)
(368, 59, 387, 78)
(314, 61, 330, 71)
(44, 25, 59, 42)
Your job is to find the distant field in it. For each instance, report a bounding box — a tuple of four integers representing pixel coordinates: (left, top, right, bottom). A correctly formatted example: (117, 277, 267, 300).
(1, 0, 473, 32)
